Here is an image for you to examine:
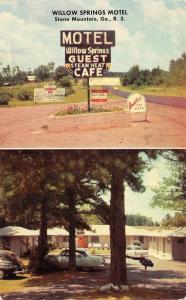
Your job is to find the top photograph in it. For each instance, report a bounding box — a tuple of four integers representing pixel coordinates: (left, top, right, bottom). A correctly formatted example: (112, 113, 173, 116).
(0, 0, 185, 149)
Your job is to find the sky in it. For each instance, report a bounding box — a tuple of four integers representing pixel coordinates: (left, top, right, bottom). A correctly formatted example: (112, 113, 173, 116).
(0, 0, 185, 72)
(103, 154, 174, 222)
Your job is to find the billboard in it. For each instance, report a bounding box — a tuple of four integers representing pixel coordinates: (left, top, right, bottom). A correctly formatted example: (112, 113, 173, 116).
(60, 30, 115, 78)
(89, 77, 120, 86)
(34, 88, 65, 103)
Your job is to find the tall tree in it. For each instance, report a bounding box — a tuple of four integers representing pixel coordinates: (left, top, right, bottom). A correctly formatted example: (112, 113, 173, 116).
(0, 150, 108, 273)
(34, 65, 50, 81)
(151, 150, 186, 213)
(91, 150, 157, 287)
(0, 151, 65, 272)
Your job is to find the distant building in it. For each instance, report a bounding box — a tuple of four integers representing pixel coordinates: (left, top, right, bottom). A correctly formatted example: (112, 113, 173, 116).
(27, 75, 36, 82)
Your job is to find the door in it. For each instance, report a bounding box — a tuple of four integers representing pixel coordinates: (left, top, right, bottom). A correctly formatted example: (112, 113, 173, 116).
(78, 236, 88, 248)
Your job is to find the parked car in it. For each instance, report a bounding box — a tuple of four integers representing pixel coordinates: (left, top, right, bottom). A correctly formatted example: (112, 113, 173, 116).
(126, 245, 148, 259)
(132, 240, 143, 247)
(0, 250, 24, 279)
(45, 249, 106, 271)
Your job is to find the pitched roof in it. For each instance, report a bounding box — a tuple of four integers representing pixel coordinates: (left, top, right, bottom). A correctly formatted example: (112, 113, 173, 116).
(82, 225, 150, 236)
(0, 226, 69, 237)
(0, 226, 37, 236)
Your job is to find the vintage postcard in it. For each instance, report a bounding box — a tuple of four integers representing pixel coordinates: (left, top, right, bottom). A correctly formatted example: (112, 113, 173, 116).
(0, 0, 185, 148)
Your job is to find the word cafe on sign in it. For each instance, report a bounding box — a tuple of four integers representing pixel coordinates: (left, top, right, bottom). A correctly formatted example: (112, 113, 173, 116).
(60, 30, 115, 77)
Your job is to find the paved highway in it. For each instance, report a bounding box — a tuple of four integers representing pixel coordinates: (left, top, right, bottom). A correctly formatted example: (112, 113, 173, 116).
(105, 86, 186, 108)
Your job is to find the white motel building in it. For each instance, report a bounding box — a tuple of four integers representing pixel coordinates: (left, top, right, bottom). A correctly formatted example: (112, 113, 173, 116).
(0, 225, 185, 261)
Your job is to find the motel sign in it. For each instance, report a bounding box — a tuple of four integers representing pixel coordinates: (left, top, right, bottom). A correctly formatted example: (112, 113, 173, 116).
(60, 30, 115, 77)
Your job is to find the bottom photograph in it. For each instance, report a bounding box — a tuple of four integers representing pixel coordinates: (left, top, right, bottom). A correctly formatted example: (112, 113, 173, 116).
(0, 150, 185, 300)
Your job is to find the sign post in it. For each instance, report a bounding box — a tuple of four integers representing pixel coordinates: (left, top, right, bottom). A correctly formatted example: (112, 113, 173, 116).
(60, 30, 115, 111)
(87, 77, 91, 111)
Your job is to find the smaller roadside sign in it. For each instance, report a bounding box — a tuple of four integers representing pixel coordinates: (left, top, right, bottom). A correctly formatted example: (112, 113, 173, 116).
(91, 89, 108, 102)
(127, 93, 147, 113)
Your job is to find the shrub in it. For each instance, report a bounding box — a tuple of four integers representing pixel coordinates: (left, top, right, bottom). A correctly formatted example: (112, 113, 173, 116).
(0, 93, 11, 105)
(57, 76, 72, 87)
(65, 87, 75, 96)
(18, 90, 33, 101)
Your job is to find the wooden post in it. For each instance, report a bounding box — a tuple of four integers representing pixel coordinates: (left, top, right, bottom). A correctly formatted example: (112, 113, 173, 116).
(87, 77, 91, 111)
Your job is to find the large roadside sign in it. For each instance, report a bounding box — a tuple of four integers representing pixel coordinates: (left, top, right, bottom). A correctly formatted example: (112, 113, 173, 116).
(89, 77, 120, 86)
(60, 30, 115, 78)
(34, 87, 65, 103)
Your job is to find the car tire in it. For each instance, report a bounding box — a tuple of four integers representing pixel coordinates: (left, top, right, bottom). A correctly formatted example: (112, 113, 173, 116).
(0, 270, 5, 279)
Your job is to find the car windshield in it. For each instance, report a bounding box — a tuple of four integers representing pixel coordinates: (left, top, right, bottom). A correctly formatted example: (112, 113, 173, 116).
(0, 251, 18, 260)
(133, 246, 142, 250)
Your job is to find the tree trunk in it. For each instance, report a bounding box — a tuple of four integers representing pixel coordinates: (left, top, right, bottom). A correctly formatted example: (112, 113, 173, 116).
(37, 196, 48, 272)
(68, 188, 76, 272)
(110, 170, 127, 286)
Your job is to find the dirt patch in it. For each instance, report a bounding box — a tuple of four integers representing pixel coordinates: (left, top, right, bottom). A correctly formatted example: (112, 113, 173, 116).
(0, 101, 185, 148)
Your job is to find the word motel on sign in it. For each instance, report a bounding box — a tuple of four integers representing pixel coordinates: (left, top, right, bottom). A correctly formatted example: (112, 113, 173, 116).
(61, 31, 115, 47)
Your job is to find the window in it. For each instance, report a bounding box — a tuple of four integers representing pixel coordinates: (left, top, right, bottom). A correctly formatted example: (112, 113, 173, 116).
(177, 238, 184, 244)
(62, 236, 69, 243)
(139, 236, 144, 243)
(90, 236, 99, 243)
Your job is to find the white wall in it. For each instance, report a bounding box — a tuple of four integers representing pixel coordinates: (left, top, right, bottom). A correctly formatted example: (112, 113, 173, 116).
(148, 236, 173, 260)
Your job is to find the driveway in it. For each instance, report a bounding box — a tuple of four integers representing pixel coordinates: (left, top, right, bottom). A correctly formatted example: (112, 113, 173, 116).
(105, 86, 186, 108)
(1, 257, 186, 300)
(0, 101, 186, 148)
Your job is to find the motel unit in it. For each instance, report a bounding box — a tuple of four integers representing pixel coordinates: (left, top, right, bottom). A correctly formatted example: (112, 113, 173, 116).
(0, 225, 185, 261)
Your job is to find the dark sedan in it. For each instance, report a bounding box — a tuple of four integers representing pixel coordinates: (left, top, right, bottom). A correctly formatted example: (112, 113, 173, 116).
(0, 250, 24, 279)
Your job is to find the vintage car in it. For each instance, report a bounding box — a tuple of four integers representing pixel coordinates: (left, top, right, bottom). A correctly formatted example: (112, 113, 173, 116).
(45, 249, 106, 271)
(126, 245, 148, 259)
(0, 250, 24, 279)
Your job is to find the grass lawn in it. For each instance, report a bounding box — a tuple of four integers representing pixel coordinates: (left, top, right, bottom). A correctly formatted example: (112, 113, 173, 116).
(0, 82, 125, 108)
(119, 85, 186, 97)
(61, 85, 122, 103)
(1, 81, 185, 108)
(0, 273, 32, 293)
(88, 248, 110, 255)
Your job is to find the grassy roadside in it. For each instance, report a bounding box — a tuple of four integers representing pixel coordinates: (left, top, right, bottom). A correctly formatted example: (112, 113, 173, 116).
(1, 82, 185, 108)
(119, 85, 186, 97)
(0, 84, 122, 107)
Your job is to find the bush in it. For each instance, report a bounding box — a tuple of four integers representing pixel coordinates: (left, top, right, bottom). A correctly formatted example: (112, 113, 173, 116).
(65, 87, 75, 96)
(0, 93, 11, 105)
(18, 90, 33, 101)
(57, 76, 72, 87)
